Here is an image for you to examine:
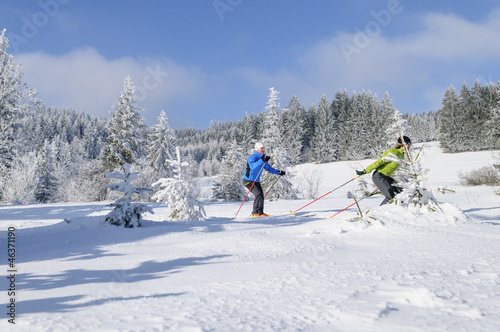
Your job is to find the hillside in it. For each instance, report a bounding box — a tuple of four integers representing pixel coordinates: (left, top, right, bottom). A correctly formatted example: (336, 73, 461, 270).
(1, 142, 499, 331)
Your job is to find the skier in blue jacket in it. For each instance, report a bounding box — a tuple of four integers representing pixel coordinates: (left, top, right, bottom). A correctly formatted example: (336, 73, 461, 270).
(243, 142, 285, 217)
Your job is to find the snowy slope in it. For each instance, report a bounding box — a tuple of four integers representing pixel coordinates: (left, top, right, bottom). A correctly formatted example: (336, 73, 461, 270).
(1, 142, 499, 332)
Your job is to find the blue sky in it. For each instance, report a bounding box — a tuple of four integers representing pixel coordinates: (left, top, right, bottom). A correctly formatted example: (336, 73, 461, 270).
(2, 0, 500, 128)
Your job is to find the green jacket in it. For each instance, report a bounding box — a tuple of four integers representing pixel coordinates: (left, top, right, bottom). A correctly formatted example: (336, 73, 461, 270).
(365, 147, 404, 177)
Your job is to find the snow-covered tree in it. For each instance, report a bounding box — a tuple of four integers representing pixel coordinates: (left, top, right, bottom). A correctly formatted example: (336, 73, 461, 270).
(212, 139, 247, 201)
(0, 150, 40, 204)
(101, 76, 147, 170)
(238, 112, 256, 152)
(302, 104, 316, 162)
(0, 29, 37, 171)
(334, 89, 354, 160)
(438, 85, 460, 152)
(387, 146, 454, 213)
(374, 92, 395, 152)
(34, 143, 58, 203)
(312, 94, 338, 162)
(282, 96, 305, 163)
(260, 87, 297, 200)
(385, 108, 409, 148)
(152, 147, 205, 221)
(104, 163, 153, 227)
(149, 110, 177, 178)
(65, 159, 108, 202)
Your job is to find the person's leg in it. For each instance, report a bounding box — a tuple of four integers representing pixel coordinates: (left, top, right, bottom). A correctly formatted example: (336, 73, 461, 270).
(386, 177, 402, 200)
(251, 182, 264, 214)
(372, 171, 398, 205)
(243, 180, 264, 214)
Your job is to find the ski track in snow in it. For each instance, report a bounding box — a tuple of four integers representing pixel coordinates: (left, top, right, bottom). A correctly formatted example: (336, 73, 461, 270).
(1, 142, 499, 331)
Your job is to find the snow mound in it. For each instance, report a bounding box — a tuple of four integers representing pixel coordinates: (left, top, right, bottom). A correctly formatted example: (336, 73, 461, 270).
(370, 202, 470, 225)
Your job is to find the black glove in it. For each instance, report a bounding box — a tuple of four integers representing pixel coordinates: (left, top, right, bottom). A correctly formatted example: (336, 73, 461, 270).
(262, 155, 271, 162)
(279, 170, 286, 176)
(356, 170, 365, 176)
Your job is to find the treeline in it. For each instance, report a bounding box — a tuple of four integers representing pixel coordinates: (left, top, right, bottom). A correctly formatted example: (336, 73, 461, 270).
(176, 91, 440, 177)
(439, 81, 500, 152)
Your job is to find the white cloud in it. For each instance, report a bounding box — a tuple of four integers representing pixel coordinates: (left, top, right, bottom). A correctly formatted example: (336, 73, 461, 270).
(237, 10, 500, 112)
(17, 47, 208, 124)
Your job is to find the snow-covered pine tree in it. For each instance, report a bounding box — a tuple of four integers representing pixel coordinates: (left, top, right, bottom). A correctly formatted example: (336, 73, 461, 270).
(0, 29, 37, 171)
(385, 108, 409, 149)
(34, 142, 58, 203)
(260, 87, 297, 200)
(311, 94, 338, 162)
(148, 110, 177, 178)
(282, 96, 305, 163)
(438, 85, 460, 152)
(486, 100, 500, 149)
(302, 104, 316, 162)
(101, 76, 147, 170)
(385, 145, 454, 213)
(334, 89, 353, 160)
(0, 150, 40, 204)
(238, 112, 256, 153)
(104, 163, 153, 227)
(467, 80, 492, 150)
(455, 82, 473, 152)
(373, 92, 395, 153)
(152, 147, 205, 221)
(212, 133, 247, 201)
(350, 90, 373, 159)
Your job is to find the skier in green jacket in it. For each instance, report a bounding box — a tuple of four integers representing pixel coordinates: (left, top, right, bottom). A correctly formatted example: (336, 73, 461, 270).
(356, 136, 412, 205)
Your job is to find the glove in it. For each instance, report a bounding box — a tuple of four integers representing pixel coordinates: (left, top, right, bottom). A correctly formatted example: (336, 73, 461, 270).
(279, 170, 286, 176)
(262, 155, 271, 162)
(356, 170, 365, 176)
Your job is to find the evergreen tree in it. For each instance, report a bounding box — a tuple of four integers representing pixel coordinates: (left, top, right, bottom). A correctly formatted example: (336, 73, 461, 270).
(312, 94, 337, 162)
(104, 163, 153, 227)
(282, 96, 305, 163)
(34, 143, 58, 203)
(335, 89, 353, 160)
(0, 29, 37, 170)
(212, 139, 247, 201)
(0, 150, 40, 204)
(101, 76, 147, 170)
(438, 85, 460, 152)
(374, 92, 395, 152)
(238, 112, 256, 153)
(260, 87, 297, 200)
(152, 147, 205, 221)
(486, 98, 500, 149)
(149, 110, 177, 178)
(385, 108, 409, 148)
(302, 104, 316, 163)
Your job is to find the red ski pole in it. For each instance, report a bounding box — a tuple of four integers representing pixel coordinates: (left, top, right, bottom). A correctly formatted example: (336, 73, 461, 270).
(235, 163, 266, 218)
(291, 175, 361, 214)
(328, 189, 379, 219)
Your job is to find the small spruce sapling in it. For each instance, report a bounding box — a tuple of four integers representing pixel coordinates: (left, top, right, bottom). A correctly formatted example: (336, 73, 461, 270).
(384, 144, 453, 212)
(105, 164, 153, 227)
(152, 147, 205, 221)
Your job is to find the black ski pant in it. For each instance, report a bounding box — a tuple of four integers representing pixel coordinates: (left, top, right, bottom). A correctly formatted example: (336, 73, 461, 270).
(372, 171, 401, 205)
(243, 179, 264, 214)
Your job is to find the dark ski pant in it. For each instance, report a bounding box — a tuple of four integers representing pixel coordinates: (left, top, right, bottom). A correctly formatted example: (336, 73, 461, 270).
(372, 171, 401, 205)
(243, 179, 264, 214)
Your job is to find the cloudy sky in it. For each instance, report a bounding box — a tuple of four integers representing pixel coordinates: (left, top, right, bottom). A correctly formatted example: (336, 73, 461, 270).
(2, 0, 500, 128)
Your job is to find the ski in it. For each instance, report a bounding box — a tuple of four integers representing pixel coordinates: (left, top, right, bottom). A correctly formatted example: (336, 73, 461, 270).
(290, 211, 316, 218)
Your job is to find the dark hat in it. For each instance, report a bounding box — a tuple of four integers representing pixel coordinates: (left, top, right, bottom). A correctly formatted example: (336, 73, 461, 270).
(397, 135, 412, 144)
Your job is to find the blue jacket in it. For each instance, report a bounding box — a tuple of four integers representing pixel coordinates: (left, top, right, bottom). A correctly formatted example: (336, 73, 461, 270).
(243, 151, 279, 182)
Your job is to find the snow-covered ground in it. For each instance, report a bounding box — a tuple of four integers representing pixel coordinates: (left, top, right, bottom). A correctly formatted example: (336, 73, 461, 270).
(1, 142, 499, 331)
